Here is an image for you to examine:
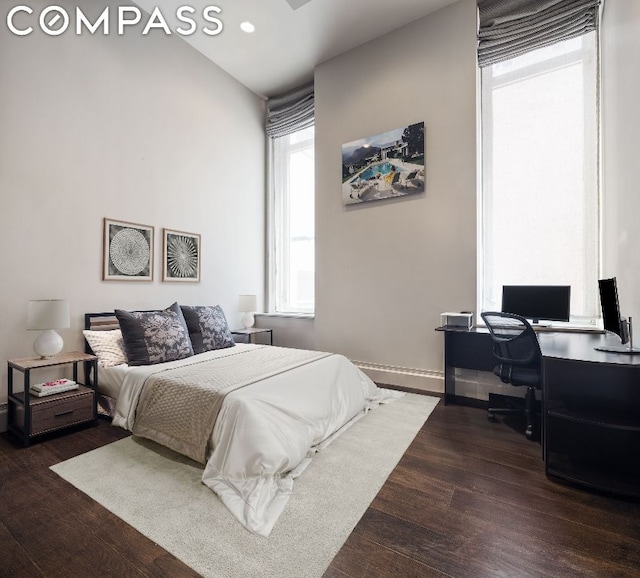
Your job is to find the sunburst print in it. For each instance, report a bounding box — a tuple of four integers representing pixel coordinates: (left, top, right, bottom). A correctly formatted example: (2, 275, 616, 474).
(163, 229, 201, 282)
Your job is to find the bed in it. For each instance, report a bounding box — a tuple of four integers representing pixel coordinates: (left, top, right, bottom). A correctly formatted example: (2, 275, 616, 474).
(83, 304, 402, 536)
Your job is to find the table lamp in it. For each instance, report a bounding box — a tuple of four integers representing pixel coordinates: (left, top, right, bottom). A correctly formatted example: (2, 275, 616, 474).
(27, 299, 70, 358)
(238, 294, 257, 329)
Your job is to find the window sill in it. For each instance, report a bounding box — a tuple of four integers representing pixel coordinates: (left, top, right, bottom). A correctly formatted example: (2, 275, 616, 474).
(256, 312, 315, 320)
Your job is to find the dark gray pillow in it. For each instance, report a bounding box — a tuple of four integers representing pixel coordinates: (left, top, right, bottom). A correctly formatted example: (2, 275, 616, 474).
(115, 302, 194, 366)
(180, 305, 235, 354)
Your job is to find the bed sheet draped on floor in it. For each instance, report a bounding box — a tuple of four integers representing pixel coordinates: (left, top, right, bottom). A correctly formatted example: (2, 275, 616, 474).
(109, 344, 402, 536)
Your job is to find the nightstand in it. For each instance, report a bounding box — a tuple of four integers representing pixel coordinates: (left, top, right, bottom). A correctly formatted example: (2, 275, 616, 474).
(7, 351, 98, 447)
(231, 328, 273, 345)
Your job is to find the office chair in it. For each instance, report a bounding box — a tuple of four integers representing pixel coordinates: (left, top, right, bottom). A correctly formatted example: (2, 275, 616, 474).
(480, 311, 542, 440)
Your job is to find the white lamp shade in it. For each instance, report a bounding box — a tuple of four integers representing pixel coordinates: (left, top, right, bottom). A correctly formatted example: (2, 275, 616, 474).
(238, 294, 257, 312)
(27, 299, 70, 330)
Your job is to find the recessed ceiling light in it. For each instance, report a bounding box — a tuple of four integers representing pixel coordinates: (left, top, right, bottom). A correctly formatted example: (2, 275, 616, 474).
(240, 21, 255, 34)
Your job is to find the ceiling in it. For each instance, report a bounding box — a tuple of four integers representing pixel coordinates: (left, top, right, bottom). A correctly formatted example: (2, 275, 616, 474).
(135, 0, 459, 98)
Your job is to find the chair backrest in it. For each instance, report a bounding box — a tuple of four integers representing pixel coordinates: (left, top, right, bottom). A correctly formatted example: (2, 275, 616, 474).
(481, 311, 542, 368)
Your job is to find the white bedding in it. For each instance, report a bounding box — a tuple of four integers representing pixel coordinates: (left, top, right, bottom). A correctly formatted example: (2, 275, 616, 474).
(97, 363, 129, 400)
(106, 344, 402, 536)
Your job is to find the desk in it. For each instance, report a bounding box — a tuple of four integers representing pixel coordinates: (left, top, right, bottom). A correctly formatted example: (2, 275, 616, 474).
(436, 326, 640, 497)
(435, 326, 495, 405)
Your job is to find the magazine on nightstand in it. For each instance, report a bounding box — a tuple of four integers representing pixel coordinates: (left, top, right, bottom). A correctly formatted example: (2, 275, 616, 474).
(29, 378, 78, 397)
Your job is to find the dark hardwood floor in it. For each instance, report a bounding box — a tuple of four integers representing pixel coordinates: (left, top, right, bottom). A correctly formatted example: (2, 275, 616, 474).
(0, 422, 200, 578)
(2, 400, 640, 577)
(326, 402, 640, 578)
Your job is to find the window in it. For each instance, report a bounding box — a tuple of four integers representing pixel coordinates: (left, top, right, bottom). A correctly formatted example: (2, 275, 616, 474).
(479, 32, 600, 323)
(271, 126, 315, 314)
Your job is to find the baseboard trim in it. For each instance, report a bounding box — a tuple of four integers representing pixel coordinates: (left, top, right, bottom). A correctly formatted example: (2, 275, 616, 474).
(354, 361, 443, 394)
(0, 403, 7, 434)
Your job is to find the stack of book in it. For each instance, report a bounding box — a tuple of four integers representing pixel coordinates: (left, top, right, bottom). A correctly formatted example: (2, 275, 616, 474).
(29, 378, 78, 397)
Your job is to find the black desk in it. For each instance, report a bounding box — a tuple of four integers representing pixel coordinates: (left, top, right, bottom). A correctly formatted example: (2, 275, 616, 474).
(436, 326, 640, 497)
(435, 326, 495, 405)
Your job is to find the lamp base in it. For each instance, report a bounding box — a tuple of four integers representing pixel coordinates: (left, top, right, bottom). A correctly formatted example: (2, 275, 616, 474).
(34, 329, 63, 358)
(241, 312, 255, 329)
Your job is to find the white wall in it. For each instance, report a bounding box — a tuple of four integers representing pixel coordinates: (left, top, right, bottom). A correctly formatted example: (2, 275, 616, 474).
(3, 0, 634, 414)
(0, 0, 266, 406)
(314, 0, 477, 390)
(601, 0, 640, 330)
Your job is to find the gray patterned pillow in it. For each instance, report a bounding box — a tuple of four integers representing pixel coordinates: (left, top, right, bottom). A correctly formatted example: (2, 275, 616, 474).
(180, 305, 235, 354)
(115, 302, 194, 366)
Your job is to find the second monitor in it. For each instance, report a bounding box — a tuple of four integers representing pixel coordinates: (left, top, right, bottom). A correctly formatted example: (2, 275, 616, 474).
(596, 277, 640, 354)
(501, 285, 571, 324)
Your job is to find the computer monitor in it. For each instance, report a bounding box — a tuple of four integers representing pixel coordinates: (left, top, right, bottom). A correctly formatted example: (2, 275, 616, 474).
(598, 277, 627, 344)
(501, 285, 571, 324)
(596, 277, 640, 354)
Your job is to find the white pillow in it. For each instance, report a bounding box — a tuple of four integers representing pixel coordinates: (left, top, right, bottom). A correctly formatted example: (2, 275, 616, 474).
(83, 329, 128, 367)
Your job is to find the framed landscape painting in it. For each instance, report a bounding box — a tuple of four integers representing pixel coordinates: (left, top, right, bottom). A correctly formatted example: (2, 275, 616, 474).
(103, 218, 154, 281)
(341, 121, 425, 205)
(163, 228, 201, 282)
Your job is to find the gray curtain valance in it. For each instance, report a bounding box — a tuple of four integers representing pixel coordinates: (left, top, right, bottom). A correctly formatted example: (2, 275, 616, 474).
(478, 0, 601, 67)
(266, 82, 314, 138)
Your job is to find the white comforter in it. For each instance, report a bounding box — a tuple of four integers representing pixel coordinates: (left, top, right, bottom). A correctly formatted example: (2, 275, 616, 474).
(109, 344, 402, 536)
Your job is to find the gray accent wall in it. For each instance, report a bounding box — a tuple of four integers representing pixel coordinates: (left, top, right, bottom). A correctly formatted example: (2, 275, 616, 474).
(314, 0, 478, 390)
(0, 0, 266, 407)
(601, 0, 640, 328)
(310, 0, 639, 392)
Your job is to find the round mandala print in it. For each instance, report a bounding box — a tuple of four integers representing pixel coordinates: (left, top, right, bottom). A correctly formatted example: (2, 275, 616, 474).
(110, 229, 150, 276)
(167, 235, 198, 278)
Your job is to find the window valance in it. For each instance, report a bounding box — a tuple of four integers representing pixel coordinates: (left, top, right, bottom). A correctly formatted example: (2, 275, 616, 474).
(477, 0, 601, 67)
(266, 82, 314, 138)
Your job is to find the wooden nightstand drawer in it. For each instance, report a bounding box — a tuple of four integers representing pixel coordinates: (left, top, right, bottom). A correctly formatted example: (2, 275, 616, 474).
(32, 394, 93, 435)
(15, 390, 94, 436)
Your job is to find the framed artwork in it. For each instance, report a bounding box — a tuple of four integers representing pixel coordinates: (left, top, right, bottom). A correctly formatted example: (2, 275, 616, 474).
(341, 121, 425, 205)
(103, 218, 154, 281)
(162, 228, 201, 282)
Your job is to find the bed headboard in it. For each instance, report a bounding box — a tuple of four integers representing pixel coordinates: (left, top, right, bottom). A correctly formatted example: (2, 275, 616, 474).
(84, 310, 163, 353)
(84, 312, 121, 355)
(84, 312, 120, 331)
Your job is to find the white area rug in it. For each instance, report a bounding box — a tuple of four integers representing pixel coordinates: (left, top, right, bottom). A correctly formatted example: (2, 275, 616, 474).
(51, 393, 439, 578)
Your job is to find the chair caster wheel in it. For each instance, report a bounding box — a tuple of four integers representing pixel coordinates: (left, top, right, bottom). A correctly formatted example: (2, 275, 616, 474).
(488, 413, 496, 422)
